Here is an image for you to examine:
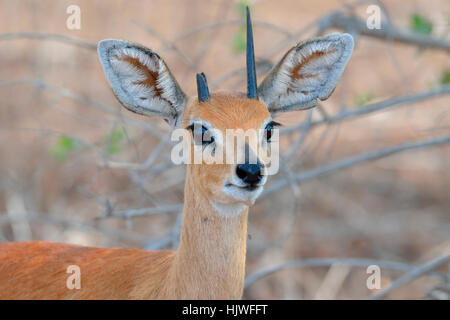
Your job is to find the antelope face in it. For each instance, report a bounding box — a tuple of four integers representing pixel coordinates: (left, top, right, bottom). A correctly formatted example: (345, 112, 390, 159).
(97, 7, 353, 214)
(181, 93, 272, 208)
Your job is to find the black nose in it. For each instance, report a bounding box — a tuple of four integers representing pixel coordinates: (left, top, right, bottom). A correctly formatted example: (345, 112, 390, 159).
(236, 163, 264, 186)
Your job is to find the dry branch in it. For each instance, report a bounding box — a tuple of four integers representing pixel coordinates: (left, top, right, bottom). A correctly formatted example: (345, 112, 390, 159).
(370, 253, 450, 299)
(244, 257, 448, 289)
(171, 19, 292, 44)
(281, 85, 450, 135)
(133, 21, 197, 70)
(0, 213, 147, 244)
(96, 204, 183, 220)
(0, 32, 97, 50)
(98, 135, 171, 170)
(318, 11, 450, 52)
(0, 77, 164, 137)
(1, 3, 449, 300)
(262, 134, 450, 198)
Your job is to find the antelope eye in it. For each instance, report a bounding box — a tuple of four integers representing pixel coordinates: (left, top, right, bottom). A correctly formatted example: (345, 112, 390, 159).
(188, 124, 215, 146)
(264, 121, 280, 142)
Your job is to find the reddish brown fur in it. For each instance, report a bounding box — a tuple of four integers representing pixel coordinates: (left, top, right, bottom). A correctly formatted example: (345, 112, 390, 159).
(0, 29, 351, 299)
(290, 49, 336, 81)
(118, 55, 161, 95)
(0, 241, 174, 299)
(0, 94, 270, 300)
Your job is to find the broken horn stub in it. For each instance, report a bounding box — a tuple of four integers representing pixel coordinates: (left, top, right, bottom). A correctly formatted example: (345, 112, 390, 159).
(246, 6, 258, 99)
(196, 72, 210, 102)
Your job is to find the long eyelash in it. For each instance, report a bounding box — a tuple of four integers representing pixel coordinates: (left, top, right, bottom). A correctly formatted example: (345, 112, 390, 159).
(269, 121, 282, 127)
(187, 123, 215, 146)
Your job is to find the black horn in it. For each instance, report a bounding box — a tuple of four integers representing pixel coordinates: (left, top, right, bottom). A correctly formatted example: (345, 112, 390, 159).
(196, 72, 210, 102)
(246, 6, 258, 99)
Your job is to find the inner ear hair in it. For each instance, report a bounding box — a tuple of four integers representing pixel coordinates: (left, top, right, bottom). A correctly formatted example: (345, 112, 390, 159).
(258, 33, 354, 115)
(97, 39, 187, 127)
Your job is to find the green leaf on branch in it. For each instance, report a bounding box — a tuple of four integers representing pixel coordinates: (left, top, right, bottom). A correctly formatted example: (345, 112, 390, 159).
(232, 27, 246, 54)
(236, 0, 251, 20)
(231, 1, 252, 54)
(107, 127, 126, 155)
(439, 70, 450, 85)
(355, 92, 375, 107)
(50, 136, 80, 160)
(410, 13, 433, 35)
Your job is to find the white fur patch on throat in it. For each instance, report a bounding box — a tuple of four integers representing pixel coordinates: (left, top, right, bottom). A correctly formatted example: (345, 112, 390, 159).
(211, 201, 247, 218)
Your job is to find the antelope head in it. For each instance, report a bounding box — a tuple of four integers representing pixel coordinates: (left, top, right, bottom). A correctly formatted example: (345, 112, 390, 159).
(97, 7, 353, 217)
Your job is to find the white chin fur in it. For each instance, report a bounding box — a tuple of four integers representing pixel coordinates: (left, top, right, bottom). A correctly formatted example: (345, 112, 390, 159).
(211, 202, 247, 218)
(210, 185, 263, 218)
(223, 185, 264, 204)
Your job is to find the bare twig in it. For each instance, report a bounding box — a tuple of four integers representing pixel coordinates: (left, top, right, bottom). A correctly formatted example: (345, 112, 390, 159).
(281, 109, 313, 162)
(314, 263, 351, 299)
(190, 0, 233, 70)
(6, 192, 31, 241)
(144, 236, 173, 251)
(210, 60, 273, 89)
(0, 212, 148, 244)
(0, 32, 97, 50)
(133, 21, 197, 71)
(171, 19, 292, 44)
(0, 77, 164, 137)
(281, 85, 450, 135)
(318, 11, 450, 52)
(99, 135, 171, 170)
(171, 212, 183, 250)
(262, 134, 450, 198)
(370, 253, 450, 300)
(244, 257, 447, 289)
(96, 204, 183, 220)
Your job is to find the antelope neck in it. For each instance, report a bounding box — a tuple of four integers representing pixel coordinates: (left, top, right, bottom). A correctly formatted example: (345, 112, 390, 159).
(169, 168, 249, 299)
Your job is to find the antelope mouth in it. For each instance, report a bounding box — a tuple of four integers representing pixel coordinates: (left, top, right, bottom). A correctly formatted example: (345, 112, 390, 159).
(239, 185, 260, 192)
(225, 183, 262, 192)
(223, 183, 264, 204)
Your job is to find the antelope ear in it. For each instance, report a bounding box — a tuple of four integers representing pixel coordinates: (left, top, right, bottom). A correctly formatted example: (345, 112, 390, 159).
(98, 39, 187, 127)
(258, 33, 353, 115)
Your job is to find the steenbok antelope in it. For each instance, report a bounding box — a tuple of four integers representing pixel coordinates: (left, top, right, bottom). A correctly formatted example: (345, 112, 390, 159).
(0, 8, 353, 299)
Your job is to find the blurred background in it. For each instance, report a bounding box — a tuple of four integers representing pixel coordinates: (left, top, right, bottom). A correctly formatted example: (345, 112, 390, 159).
(0, 0, 449, 299)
